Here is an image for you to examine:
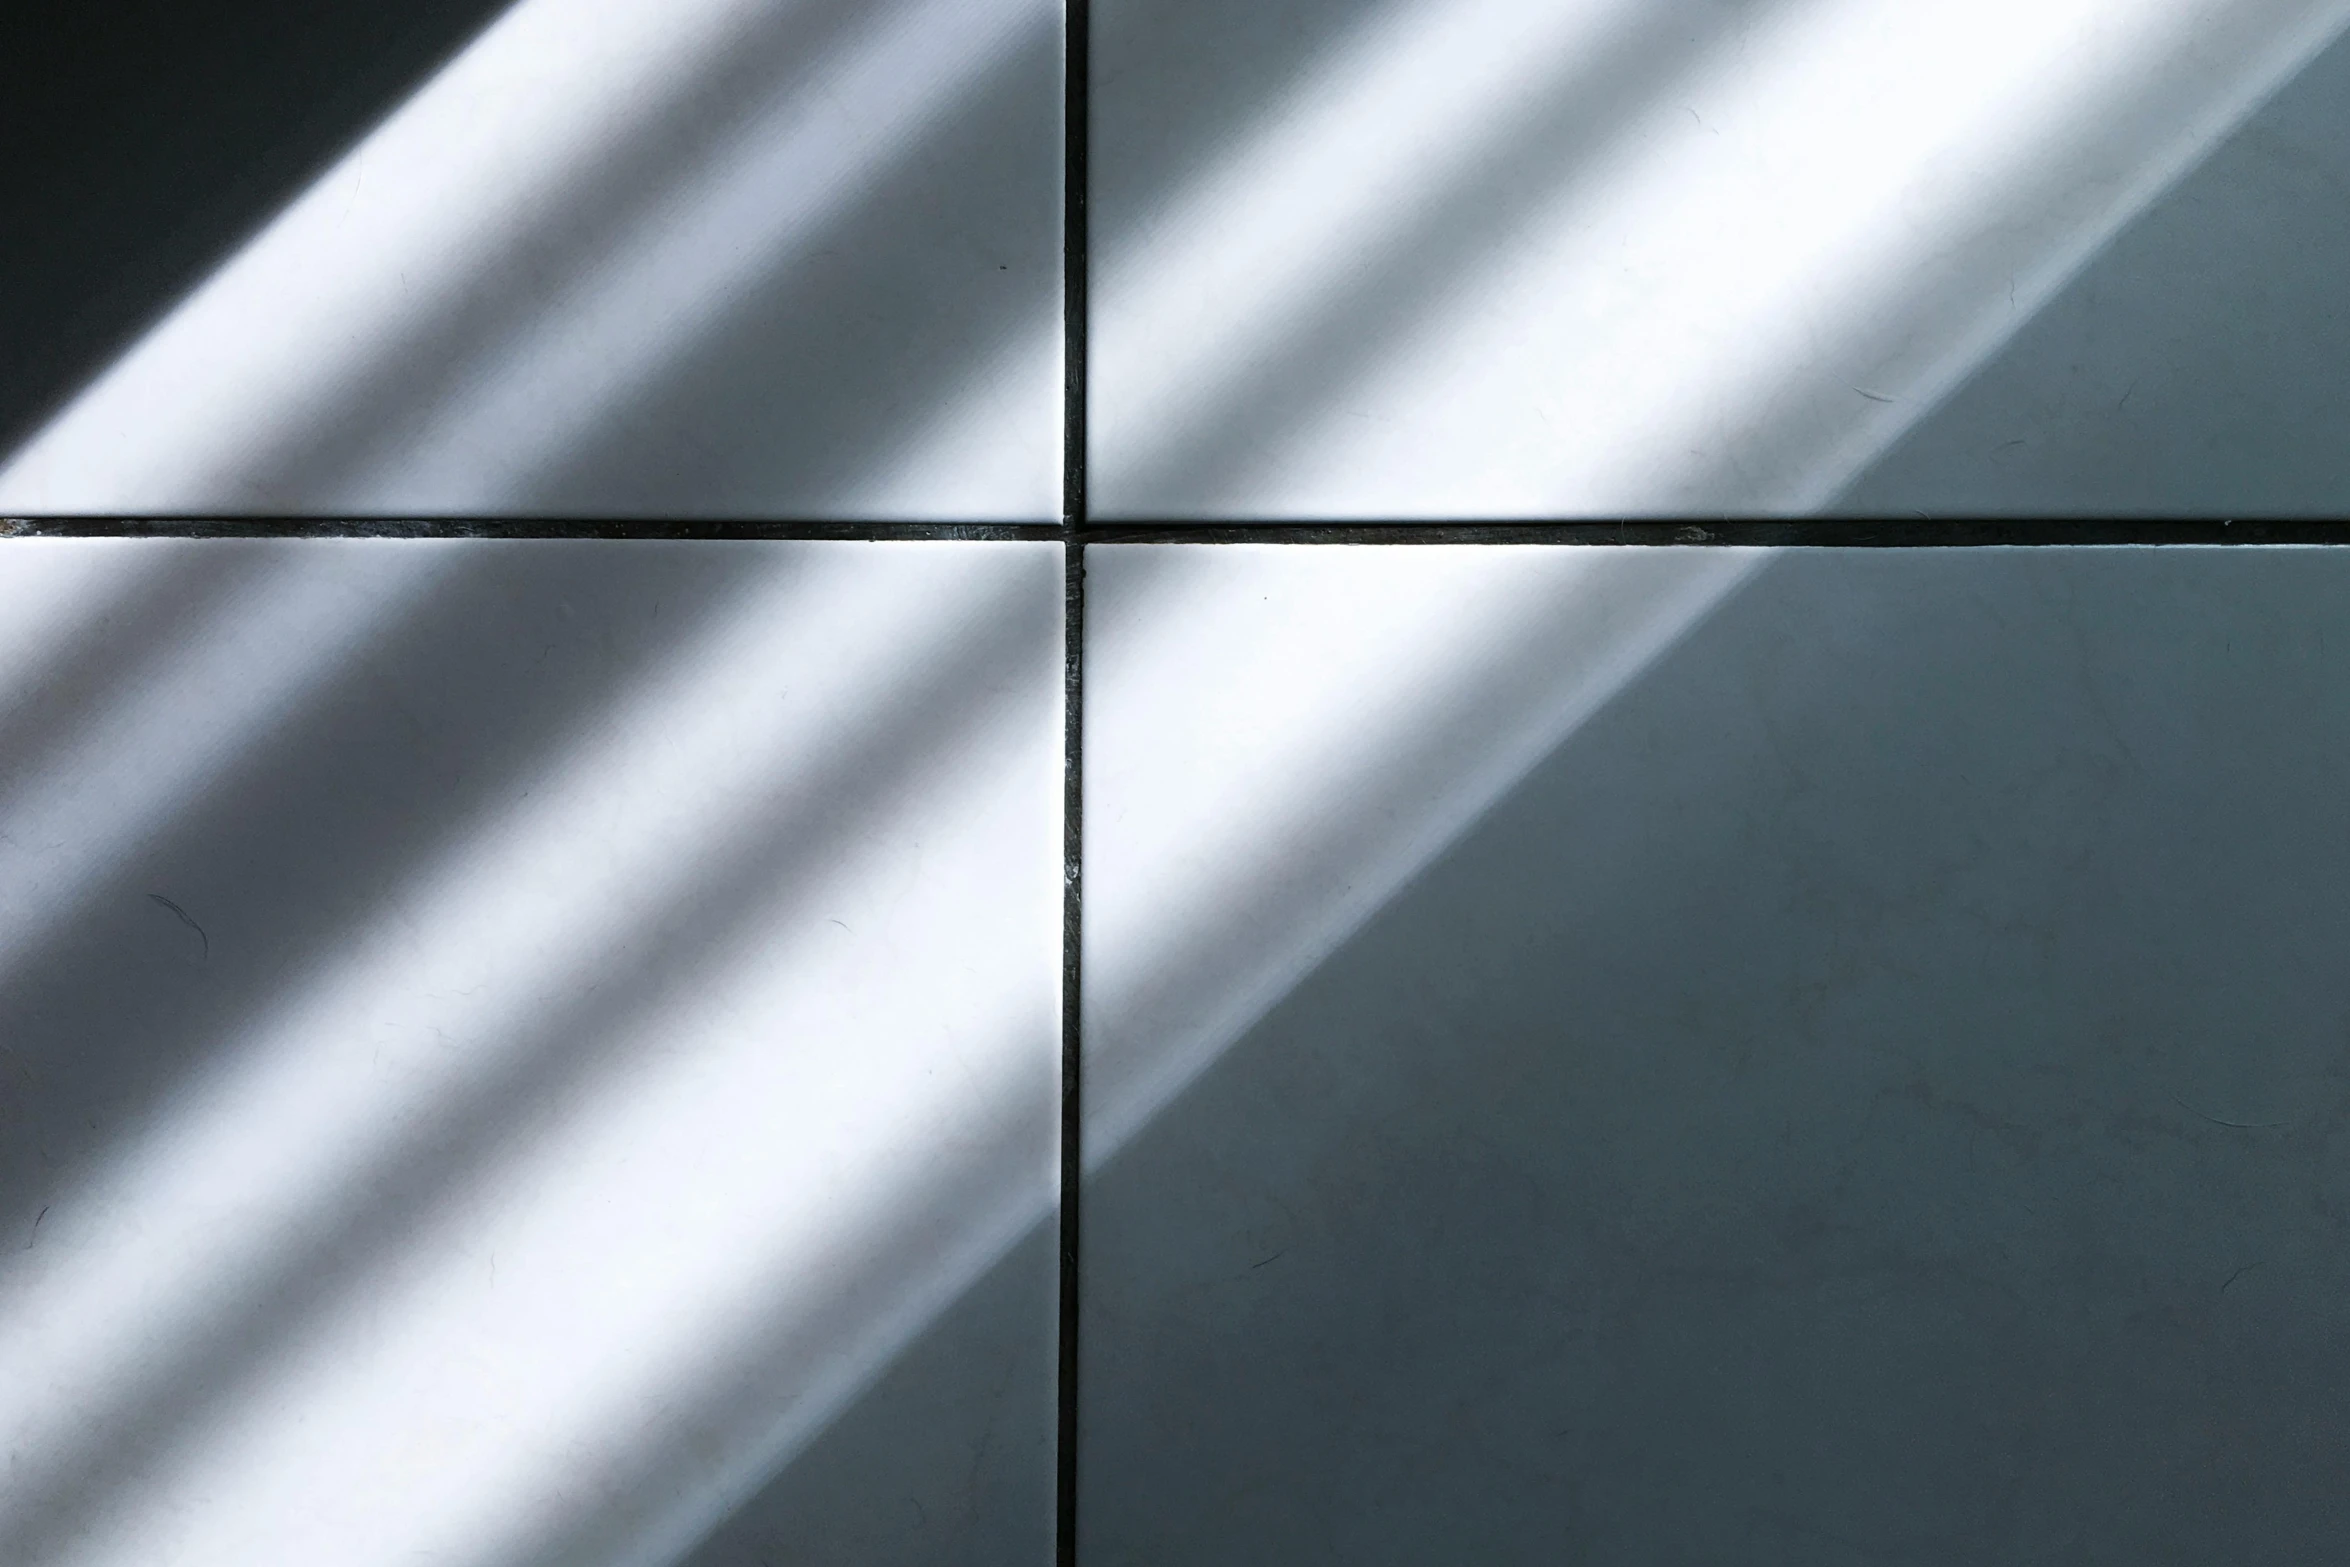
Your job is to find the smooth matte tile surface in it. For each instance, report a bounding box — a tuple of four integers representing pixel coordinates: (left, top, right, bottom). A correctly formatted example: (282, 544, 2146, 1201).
(0, 0, 1063, 519)
(1834, 24, 2350, 516)
(0, 539, 1062, 1566)
(1089, 0, 2350, 518)
(1083, 545, 2350, 1560)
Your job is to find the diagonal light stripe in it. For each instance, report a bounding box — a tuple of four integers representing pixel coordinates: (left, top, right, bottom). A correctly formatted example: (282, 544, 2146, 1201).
(0, 544, 1062, 1567)
(1084, 545, 1766, 1163)
(0, 0, 1059, 520)
(1088, 0, 2350, 516)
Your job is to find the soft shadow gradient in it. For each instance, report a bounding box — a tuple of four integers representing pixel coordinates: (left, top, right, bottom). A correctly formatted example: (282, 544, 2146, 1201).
(1831, 24, 2350, 515)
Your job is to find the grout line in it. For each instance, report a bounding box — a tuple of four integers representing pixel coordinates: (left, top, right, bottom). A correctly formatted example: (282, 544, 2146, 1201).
(13, 518, 2350, 545)
(1056, 532, 1084, 1567)
(1056, 0, 1090, 1560)
(1075, 519, 2350, 545)
(1061, 0, 1090, 536)
(8, 0, 2341, 1550)
(0, 519, 1063, 541)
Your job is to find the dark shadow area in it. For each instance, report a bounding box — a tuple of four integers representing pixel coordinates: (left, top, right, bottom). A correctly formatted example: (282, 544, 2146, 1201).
(1830, 25, 2350, 515)
(1093, 0, 1788, 516)
(1074, 549, 2350, 1561)
(0, 0, 512, 451)
(0, 544, 1061, 1565)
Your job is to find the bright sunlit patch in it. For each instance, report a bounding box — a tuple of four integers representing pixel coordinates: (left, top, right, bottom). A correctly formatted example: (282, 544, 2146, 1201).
(1283, 0, 2350, 515)
(1093, 0, 2350, 516)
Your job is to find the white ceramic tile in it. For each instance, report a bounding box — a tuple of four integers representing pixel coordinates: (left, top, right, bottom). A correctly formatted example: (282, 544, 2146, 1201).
(1089, 0, 2350, 518)
(1082, 544, 2350, 1558)
(0, 0, 1063, 520)
(0, 538, 1063, 1567)
(1832, 25, 2350, 516)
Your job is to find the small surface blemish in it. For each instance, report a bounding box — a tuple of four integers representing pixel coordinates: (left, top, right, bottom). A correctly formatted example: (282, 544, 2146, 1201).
(147, 893, 209, 960)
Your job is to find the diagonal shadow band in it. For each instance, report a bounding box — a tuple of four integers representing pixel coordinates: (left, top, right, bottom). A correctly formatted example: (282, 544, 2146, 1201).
(218, 0, 935, 508)
(512, 20, 1065, 519)
(0, 546, 282, 823)
(501, 546, 1760, 1567)
(1089, 0, 1420, 247)
(1097, 0, 1797, 516)
(648, 1215, 1062, 1567)
(0, 563, 1060, 1566)
(12, 0, 1389, 510)
(21, 0, 2346, 527)
(584, 547, 1759, 1567)
(1090, 0, 2350, 521)
(1079, 546, 1767, 1163)
(0, 544, 797, 1234)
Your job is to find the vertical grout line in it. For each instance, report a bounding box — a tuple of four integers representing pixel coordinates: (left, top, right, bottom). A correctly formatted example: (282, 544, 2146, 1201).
(1056, 0, 1090, 1561)
(1057, 529, 1084, 1567)
(1062, 0, 1089, 534)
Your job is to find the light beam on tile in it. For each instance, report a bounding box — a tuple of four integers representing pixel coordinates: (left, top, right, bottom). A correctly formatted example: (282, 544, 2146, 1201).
(0, 0, 1058, 519)
(1084, 545, 1765, 1161)
(0, 543, 1062, 1567)
(1089, 0, 1660, 506)
(336, 0, 1055, 516)
(1092, 0, 2350, 516)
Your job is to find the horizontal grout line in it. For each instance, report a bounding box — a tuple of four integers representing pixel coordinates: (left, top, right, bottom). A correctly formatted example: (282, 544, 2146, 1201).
(0, 519, 1065, 542)
(1079, 519, 2350, 545)
(10, 518, 2350, 545)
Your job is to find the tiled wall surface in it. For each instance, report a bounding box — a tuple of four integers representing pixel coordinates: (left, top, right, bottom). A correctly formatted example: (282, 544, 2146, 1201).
(0, 0, 1065, 519)
(7, 2, 2350, 1564)
(1082, 545, 2350, 1562)
(8, 0, 2350, 519)
(0, 541, 1063, 1566)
